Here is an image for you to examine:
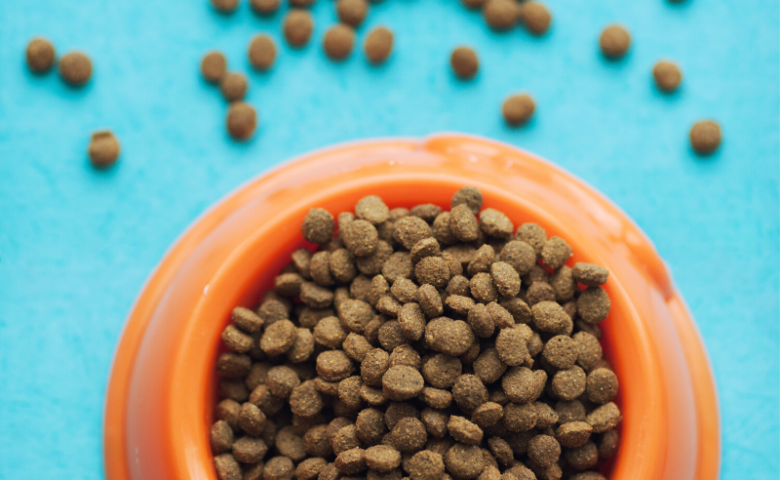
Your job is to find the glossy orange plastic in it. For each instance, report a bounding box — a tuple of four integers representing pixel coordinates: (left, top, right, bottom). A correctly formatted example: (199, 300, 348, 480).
(104, 134, 720, 480)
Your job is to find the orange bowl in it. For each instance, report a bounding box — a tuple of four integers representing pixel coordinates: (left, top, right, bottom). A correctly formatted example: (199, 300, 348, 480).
(104, 134, 719, 480)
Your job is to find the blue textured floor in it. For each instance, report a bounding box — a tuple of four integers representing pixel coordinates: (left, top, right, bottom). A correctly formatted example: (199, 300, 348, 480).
(0, 1, 778, 478)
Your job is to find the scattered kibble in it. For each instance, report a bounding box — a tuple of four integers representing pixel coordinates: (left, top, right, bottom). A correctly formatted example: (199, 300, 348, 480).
(324, 24, 356, 61)
(211, 186, 620, 480)
(201, 51, 228, 84)
(599, 25, 631, 59)
(653, 60, 682, 92)
(220, 72, 248, 102)
(337, 0, 369, 27)
(88, 131, 121, 168)
(689, 120, 722, 155)
(364, 27, 393, 64)
(210, 0, 239, 13)
(502, 94, 536, 126)
(26, 38, 55, 74)
(450, 46, 479, 80)
(284, 9, 315, 47)
(249, 35, 277, 70)
(250, 0, 280, 15)
(483, 0, 518, 31)
(520, 2, 552, 35)
(59, 51, 92, 86)
(226, 101, 258, 140)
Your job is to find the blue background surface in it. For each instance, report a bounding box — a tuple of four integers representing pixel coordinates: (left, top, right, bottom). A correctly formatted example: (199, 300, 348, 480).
(0, 0, 778, 478)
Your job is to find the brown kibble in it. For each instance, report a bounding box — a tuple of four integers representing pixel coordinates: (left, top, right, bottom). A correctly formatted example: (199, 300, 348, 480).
(393, 216, 432, 250)
(260, 320, 297, 356)
(239, 402, 267, 436)
(338, 0, 369, 27)
(251, 0, 280, 15)
(450, 47, 479, 80)
(483, 0, 517, 31)
(265, 456, 295, 480)
(356, 408, 387, 444)
(362, 348, 391, 386)
(333, 424, 361, 454)
(210, 420, 234, 454)
(330, 249, 358, 283)
(214, 453, 242, 480)
(443, 443, 484, 479)
(290, 380, 324, 417)
(526, 282, 556, 306)
(531, 301, 569, 333)
(551, 366, 586, 401)
(598, 429, 619, 459)
(304, 424, 333, 457)
(343, 333, 373, 362)
(479, 209, 513, 240)
(389, 344, 421, 370)
(422, 354, 462, 389)
(59, 51, 92, 86)
(542, 335, 578, 370)
(217, 352, 252, 379)
(541, 237, 572, 270)
(586, 368, 618, 404)
(377, 296, 404, 318)
(319, 463, 341, 480)
(314, 316, 348, 349)
(339, 299, 375, 333)
(555, 400, 586, 424)
(473, 349, 507, 385)
(418, 284, 444, 318)
(266, 365, 301, 398)
(216, 398, 242, 431)
(565, 441, 598, 471)
(410, 238, 441, 266)
(407, 450, 444, 480)
(555, 421, 592, 448)
(202, 51, 227, 83)
(233, 306, 264, 333)
(573, 332, 603, 371)
(495, 327, 531, 367)
(226, 102, 258, 140)
(223, 324, 254, 353)
(520, 2, 551, 35)
(26, 38, 55, 73)
(366, 445, 402, 472)
(548, 266, 575, 303)
(364, 27, 394, 64)
(233, 436, 269, 463)
(420, 387, 452, 409)
(410, 204, 443, 223)
(452, 374, 488, 412)
(338, 375, 364, 410)
(450, 204, 480, 243)
(690, 120, 722, 155)
(249, 384, 285, 415)
(527, 435, 560, 468)
(287, 328, 316, 363)
(324, 24, 356, 61)
(599, 25, 631, 59)
(420, 408, 449, 439)
(570, 474, 606, 480)
(359, 242, 394, 277)
(451, 187, 483, 215)
(491, 262, 521, 298)
(88, 131, 121, 168)
(514, 223, 546, 256)
(284, 10, 315, 47)
(317, 350, 355, 382)
(356, 196, 390, 225)
(351, 275, 374, 303)
(503, 402, 537, 432)
(249, 35, 277, 70)
(211, 0, 239, 12)
(385, 402, 420, 430)
(576, 287, 610, 324)
(425, 318, 475, 357)
(572, 263, 609, 287)
(447, 416, 483, 444)
(467, 304, 495, 339)
(448, 275, 471, 297)
(298, 458, 328, 480)
(382, 365, 424, 401)
(470, 273, 498, 303)
(276, 425, 307, 461)
(303, 209, 335, 244)
(336, 448, 368, 474)
(433, 213, 457, 245)
(502, 367, 545, 404)
(653, 60, 682, 92)
(502, 94, 536, 127)
(534, 402, 558, 429)
(391, 417, 427, 452)
(220, 72, 248, 102)
(343, 220, 379, 257)
(415, 257, 451, 289)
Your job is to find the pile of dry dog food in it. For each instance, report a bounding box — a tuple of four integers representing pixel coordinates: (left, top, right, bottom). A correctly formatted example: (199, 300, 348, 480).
(210, 187, 621, 480)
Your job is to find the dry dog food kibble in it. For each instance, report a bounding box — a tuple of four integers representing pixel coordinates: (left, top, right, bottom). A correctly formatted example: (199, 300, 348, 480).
(502, 94, 536, 126)
(599, 25, 631, 59)
(653, 60, 682, 93)
(483, 0, 518, 31)
(59, 51, 92, 86)
(690, 120, 722, 155)
(88, 131, 121, 168)
(364, 27, 394, 64)
(324, 24, 356, 61)
(251, 0, 280, 15)
(284, 9, 315, 47)
(249, 35, 277, 70)
(337, 0, 369, 27)
(451, 46, 479, 80)
(226, 102, 257, 140)
(211, 0, 239, 13)
(210, 186, 620, 480)
(26, 38, 56, 74)
(520, 2, 552, 35)
(220, 72, 248, 102)
(202, 51, 228, 83)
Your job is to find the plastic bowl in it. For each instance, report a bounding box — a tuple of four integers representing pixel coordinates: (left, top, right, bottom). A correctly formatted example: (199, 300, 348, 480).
(104, 134, 719, 480)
